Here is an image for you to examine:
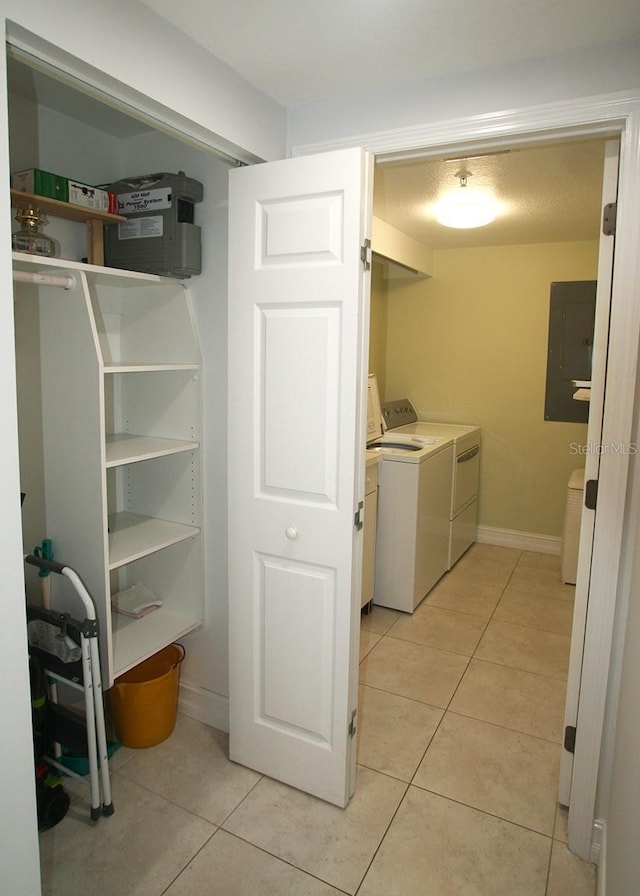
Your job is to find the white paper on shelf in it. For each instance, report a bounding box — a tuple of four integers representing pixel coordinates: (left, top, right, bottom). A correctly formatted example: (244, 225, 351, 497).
(111, 582, 163, 618)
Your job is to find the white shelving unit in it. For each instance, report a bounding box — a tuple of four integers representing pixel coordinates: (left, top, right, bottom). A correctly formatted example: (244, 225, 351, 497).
(13, 252, 204, 686)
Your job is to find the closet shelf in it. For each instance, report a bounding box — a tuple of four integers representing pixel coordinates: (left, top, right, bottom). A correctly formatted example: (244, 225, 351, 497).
(11, 189, 126, 224)
(108, 512, 200, 570)
(106, 434, 199, 467)
(11, 189, 126, 266)
(111, 606, 202, 679)
(12, 251, 176, 285)
(103, 362, 200, 373)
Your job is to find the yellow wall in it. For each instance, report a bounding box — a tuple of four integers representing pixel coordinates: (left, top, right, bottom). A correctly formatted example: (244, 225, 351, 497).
(368, 260, 389, 399)
(372, 240, 599, 537)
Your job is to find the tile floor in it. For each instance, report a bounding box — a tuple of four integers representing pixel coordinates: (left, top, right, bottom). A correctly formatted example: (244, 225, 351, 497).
(39, 544, 597, 895)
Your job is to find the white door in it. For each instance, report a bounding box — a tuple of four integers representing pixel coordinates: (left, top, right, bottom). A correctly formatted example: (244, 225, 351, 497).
(559, 142, 619, 816)
(227, 148, 373, 807)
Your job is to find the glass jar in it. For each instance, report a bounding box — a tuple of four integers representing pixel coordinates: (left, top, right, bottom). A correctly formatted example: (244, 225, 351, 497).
(12, 205, 59, 257)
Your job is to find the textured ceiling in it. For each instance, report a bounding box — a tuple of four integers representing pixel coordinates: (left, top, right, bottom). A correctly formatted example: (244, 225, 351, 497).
(140, 0, 640, 108)
(374, 139, 608, 250)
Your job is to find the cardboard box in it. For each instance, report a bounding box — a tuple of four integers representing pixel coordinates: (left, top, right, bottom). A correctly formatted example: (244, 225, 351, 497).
(11, 167, 68, 202)
(68, 180, 111, 212)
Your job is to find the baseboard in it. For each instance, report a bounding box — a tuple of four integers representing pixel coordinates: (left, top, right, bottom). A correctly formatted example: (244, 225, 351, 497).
(178, 679, 229, 733)
(595, 819, 606, 894)
(476, 525, 562, 555)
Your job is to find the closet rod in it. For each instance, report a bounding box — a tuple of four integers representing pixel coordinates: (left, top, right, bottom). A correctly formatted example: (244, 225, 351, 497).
(13, 270, 76, 290)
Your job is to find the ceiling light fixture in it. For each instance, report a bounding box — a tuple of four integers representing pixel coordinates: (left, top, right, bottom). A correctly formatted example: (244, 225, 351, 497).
(436, 170, 498, 229)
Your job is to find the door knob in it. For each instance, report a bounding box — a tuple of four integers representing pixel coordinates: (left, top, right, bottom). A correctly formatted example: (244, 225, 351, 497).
(285, 526, 299, 541)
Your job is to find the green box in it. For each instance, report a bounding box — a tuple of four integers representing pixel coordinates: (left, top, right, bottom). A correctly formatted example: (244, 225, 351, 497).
(11, 168, 69, 202)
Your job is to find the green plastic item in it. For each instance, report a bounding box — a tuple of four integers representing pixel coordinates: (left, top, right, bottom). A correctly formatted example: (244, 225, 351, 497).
(58, 741, 121, 776)
(33, 539, 54, 577)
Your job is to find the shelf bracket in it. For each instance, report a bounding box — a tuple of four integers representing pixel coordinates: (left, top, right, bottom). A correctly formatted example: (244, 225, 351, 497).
(87, 219, 105, 266)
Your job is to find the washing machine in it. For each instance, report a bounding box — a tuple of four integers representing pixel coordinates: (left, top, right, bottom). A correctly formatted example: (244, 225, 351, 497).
(367, 376, 454, 613)
(382, 399, 481, 569)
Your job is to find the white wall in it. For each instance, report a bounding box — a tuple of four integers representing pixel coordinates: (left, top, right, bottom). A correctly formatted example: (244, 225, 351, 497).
(9, 95, 124, 260)
(2, 0, 286, 163)
(605, 571, 640, 892)
(287, 34, 640, 151)
(596, 364, 640, 894)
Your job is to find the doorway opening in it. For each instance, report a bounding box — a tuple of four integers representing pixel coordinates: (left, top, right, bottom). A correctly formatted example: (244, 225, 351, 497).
(367, 134, 617, 863)
(369, 137, 608, 547)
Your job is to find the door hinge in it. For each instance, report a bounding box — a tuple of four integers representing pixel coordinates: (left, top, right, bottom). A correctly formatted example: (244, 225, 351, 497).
(348, 708, 357, 738)
(603, 202, 617, 236)
(361, 238, 372, 271)
(564, 725, 577, 754)
(354, 500, 364, 531)
(585, 479, 598, 510)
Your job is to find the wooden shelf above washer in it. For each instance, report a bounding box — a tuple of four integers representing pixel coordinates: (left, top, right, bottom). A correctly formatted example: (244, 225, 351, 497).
(10, 189, 126, 266)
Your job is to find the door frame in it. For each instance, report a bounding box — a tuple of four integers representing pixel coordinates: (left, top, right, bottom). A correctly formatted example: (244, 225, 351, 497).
(291, 89, 640, 862)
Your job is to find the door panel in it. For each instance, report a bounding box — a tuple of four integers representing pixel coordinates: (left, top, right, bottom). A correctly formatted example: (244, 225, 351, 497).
(258, 193, 344, 264)
(228, 148, 373, 807)
(261, 306, 340, 499)
(260, 556, 335, 740)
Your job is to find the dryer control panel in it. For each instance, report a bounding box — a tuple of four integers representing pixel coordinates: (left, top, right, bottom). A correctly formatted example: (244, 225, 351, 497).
(382, 398, 418, 430)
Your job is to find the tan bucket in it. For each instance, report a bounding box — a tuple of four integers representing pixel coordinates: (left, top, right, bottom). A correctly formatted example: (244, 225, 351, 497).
(110, 644, 185, 748)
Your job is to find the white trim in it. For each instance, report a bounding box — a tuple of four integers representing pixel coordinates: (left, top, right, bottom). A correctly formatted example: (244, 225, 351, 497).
(291, 90, 638, 160)
(591, 818, 605, 865)
(568, 98, 640, 861)
(596, 820, 607, 894)
(178, 680, 229, 733)
(476, 526, 561, 555)
(558, 139, 620, 808)
(293, 88, 640, 865)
